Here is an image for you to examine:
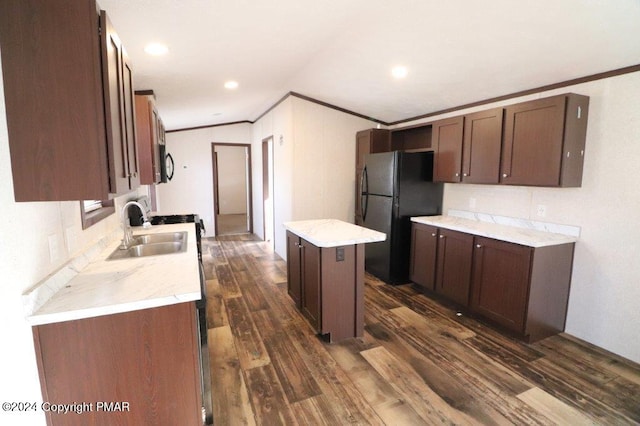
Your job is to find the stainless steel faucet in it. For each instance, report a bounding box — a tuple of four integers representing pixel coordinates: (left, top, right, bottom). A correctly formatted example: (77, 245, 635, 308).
(120, 200, 152, 249)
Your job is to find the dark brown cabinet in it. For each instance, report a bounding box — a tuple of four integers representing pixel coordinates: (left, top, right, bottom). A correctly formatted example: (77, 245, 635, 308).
(410, 223, 473, 306)
(135, 92, 162, 184)
(286, 231, 303, 307)
(301, 240, 321, 330)
(501, 93, 589, 187)
(470, 236, 575, 341)
(0, 0, 139, 201)
(410, 222, 575, 342)
(433, 116, 464, 183)
(409, 223, 438, 290)
(286, 230, 365, 342)
(433, 109, 503, 185)
(33, 303, 203, 425)
(470, 237, 532, 332)
(461, 108, 503, 184)
(391, 125, 432, 151)
(435, 229, 474, 306)
(286, 231, 322, 331)
(102, 10, 140, 194)
(355, 129, 391, 224)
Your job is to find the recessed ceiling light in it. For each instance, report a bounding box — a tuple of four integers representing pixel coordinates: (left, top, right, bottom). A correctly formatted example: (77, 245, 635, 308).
(391, 65, 408, 79)
(144, 43, 169, 56)
(224, 81, 239, 90)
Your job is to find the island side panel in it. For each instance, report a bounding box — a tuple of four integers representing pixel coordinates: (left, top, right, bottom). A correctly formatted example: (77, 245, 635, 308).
(321, 244, 358, 342)
(32, 303, 202, 425)
(355, 244, 365, 338)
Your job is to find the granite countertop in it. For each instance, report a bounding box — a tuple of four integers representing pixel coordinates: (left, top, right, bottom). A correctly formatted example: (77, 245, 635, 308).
(26, 223, 200, 326)
(411, 215, 578, 248)
(283, 219, 386, 248)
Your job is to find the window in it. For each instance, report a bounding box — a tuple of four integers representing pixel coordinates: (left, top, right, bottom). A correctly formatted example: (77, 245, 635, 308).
(80, 199, 115, 229)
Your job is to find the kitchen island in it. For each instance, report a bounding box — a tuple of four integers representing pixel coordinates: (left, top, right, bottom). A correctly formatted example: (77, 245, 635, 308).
(284, 219, 385, 342)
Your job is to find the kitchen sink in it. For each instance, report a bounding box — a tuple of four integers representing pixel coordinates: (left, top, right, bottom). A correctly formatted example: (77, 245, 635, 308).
(107, 232, 188, 260)
(133, 231, 187, 245)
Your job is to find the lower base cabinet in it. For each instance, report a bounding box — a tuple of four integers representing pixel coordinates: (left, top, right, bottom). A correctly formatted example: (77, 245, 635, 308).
(410, 222, 574, 342)
(286, 231, 364, 342)
(409, 224, 438, 290)
(435, 229, 474, 306)
(32, 303, 203, 425)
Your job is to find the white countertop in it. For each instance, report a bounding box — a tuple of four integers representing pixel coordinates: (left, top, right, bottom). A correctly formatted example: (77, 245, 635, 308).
(411, 215, 577, 248)
(283, 219, 386, 248)
(26, 223, 201, 326)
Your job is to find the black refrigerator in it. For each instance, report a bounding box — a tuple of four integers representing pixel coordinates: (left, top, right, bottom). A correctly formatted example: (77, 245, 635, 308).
(361, 151, 443, 284)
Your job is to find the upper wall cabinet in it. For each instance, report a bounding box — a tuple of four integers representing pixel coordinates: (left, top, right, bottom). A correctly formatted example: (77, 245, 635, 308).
(433, 116, 464, 183)
(433, 110, 503, 184)
(501, 93, 589, 187)
(135, 92, 162, 185)
(0, 0, 139, 201)
(462, 108, 503, 184)
(391, 125, 432, 152)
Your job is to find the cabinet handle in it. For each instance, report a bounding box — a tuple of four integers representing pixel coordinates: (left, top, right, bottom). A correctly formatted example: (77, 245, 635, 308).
(455, 173, 459, 177)
(566, 151, 571, 158)
(502, 173, 508, 178)
(439, 235, 445, 239)
(476, 244, 482, 248)
(431, 233, 437, 237)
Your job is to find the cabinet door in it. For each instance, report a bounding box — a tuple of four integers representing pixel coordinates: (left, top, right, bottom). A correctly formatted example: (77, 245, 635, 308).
(122, 48, 140, 190)
(409, 223, 438, 290)
(433, 116, 464, 182)
(33, 303, 202, 425)
(0, 0, 111, 201)
(462, 108, 503, 184)
(435, 229, 474, 306)
(100, 11, 131, 195)
(301, 239, 322, 331)
(501, 95, 566, 186)
(470, 237, 532, 333)
(286, 232, 302, 308)
(135, 95, 160, 184)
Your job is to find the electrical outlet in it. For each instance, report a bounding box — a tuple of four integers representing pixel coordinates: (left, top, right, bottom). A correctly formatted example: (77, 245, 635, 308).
(536, 204, 547, 218)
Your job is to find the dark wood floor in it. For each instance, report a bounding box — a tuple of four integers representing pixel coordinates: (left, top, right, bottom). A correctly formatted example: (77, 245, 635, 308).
(202, 234, 640, 425)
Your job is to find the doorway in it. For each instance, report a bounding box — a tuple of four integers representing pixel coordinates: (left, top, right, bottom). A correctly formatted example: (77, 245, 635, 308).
(211, 143, 253, 236)
(262, 136, 274, 248)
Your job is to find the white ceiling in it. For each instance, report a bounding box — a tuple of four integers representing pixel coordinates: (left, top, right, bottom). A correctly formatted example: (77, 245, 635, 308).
(98, 0, 640, 131)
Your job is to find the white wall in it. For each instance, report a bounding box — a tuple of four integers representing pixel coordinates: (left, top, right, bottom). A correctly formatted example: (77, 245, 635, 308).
(250, 99, 294, 256)
(156, 123, 252, 235)
(214, 145, 248, 215)
(395, 71, 640, 363)
(251, 96, 379, 258)
(0, 66, 150, 424)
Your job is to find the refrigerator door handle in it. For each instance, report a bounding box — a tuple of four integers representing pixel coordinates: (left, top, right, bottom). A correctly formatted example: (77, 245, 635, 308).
(361, 166, 369, 222)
